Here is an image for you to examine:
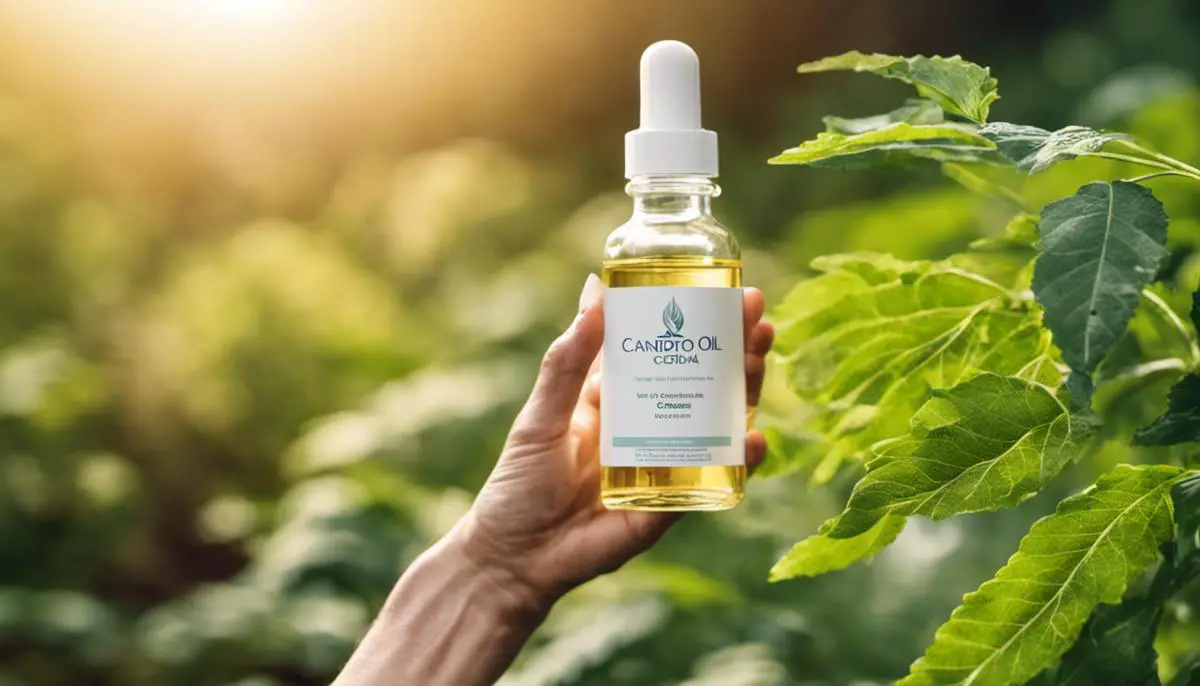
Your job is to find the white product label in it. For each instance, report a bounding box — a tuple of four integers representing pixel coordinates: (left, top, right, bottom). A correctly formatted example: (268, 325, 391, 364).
(601, 286, 745, 467)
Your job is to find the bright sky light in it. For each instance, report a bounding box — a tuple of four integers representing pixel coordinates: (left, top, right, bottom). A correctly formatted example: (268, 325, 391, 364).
(181, 0, 304, 31)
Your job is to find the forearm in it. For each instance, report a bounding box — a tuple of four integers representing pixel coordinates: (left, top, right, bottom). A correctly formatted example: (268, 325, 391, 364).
(333, 525, 551, 686)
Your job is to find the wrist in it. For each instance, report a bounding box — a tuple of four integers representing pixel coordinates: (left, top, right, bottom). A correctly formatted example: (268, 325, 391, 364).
(434, 515, 558, 622)
(341, 518, 553, 686)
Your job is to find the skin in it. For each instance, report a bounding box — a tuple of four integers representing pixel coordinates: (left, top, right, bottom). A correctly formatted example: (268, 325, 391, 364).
(333, 274, 775, 686)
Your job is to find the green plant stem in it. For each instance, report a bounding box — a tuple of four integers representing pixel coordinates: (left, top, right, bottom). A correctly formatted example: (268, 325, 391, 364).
(1125, 170, 1196, 183)
(1142, 289, 1200, 367)
(1082, 151, 1183, 174)
(1117, 139, 1200, 178)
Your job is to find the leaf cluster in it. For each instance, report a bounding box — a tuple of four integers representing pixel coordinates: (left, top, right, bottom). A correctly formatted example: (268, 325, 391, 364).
(769, 51, 1200, 684)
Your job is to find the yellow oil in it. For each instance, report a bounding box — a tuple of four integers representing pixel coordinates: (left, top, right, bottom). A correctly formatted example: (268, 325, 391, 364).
(600, 255, 745, 511)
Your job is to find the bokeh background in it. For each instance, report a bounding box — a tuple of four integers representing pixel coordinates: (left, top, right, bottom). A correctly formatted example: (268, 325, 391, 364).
(2, 1, 1200, 684)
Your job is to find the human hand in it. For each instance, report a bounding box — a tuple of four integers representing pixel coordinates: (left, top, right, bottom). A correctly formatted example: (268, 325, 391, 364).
(451, 273, 774, 613)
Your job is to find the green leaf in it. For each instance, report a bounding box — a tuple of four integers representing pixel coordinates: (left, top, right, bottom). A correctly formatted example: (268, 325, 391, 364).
(1052, 595, 1162, 686)
(768, 123, 996, 169)
(798, 52, 1000, 124)
(1033, 181, 1169, 374)
(1133, 374, 1200, 445)
(773, 255, 1063, 477)
(822, 98, 945, 135)
(776, 373, 1088, 575)
(981, 123, 1128, 173)
(1053, 470, 1200, 686)
(768, 514, 905, 581)
(821, 374, 1091, 538)
(901, 464, 1184, 686)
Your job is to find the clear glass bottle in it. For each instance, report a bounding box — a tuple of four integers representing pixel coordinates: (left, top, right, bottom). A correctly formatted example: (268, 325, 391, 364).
(599, 40, 745, 511)
(600, 174, 744, 510)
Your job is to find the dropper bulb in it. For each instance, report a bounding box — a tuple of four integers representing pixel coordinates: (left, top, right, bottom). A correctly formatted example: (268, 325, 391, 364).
(624, 39, 718, 178)
(640, 40, 702, 130)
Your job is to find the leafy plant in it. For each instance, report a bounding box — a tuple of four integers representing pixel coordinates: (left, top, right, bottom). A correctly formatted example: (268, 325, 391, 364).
(769, 51, 1200, 684)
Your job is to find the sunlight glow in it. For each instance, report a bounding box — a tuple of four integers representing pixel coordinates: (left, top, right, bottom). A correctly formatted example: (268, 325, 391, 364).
(182, 0, 302, 31)
(201, 0, 292, 22)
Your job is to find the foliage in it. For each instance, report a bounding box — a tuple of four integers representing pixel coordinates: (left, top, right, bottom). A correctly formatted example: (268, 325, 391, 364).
(797, 52, 1000, 124)
(770, 254, 1058, 484)
(980, 123, 1128, 173)
(770, 51, 1200, 684)
(822, 373, 1089, 537)
(768, 123, 996, 168)
(905, 464, 1181, 686)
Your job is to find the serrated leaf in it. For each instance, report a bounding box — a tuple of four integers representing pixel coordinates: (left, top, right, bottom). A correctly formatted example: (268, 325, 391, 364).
(798, 52, 1000, 124)
(775, 257, 1002, 378)
(1052, 472, 1200, 686)
(822, 98, 945, 135)
(768, 514, 905, 581)
(776, 373, 1084, 575)
(821, 374, 1091, 538)
(981, 123, 1128, 173)
(773, 255, 1063, 477)
(901, 464, 1184, 686)
(1133, 374, 1200, 445)
(1033, 181, 1169, 374)
(799, 51, 910, 73)
(768, 123, 996, 169)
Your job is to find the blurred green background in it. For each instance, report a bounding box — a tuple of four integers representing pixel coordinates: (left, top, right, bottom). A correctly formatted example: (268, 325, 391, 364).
(2, 1, 1199, 684)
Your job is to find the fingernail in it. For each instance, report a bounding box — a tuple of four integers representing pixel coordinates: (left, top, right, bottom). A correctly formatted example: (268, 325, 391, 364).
(578, 273, 602, 313)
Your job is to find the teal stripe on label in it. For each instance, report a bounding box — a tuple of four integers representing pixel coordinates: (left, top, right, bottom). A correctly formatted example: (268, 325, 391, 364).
(612, 436, 732, 448)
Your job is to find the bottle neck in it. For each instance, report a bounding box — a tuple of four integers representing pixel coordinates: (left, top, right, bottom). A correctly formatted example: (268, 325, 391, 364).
(626, 175, 719, 220)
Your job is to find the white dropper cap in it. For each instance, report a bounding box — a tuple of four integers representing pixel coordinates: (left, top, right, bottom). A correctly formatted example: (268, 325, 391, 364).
(624, 40, 719, 179)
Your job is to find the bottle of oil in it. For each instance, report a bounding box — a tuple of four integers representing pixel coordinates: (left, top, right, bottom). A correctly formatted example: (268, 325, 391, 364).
(600, 40, 745, 511)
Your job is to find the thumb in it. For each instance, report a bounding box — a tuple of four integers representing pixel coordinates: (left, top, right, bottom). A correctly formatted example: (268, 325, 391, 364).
(509, 274, 604, 444)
